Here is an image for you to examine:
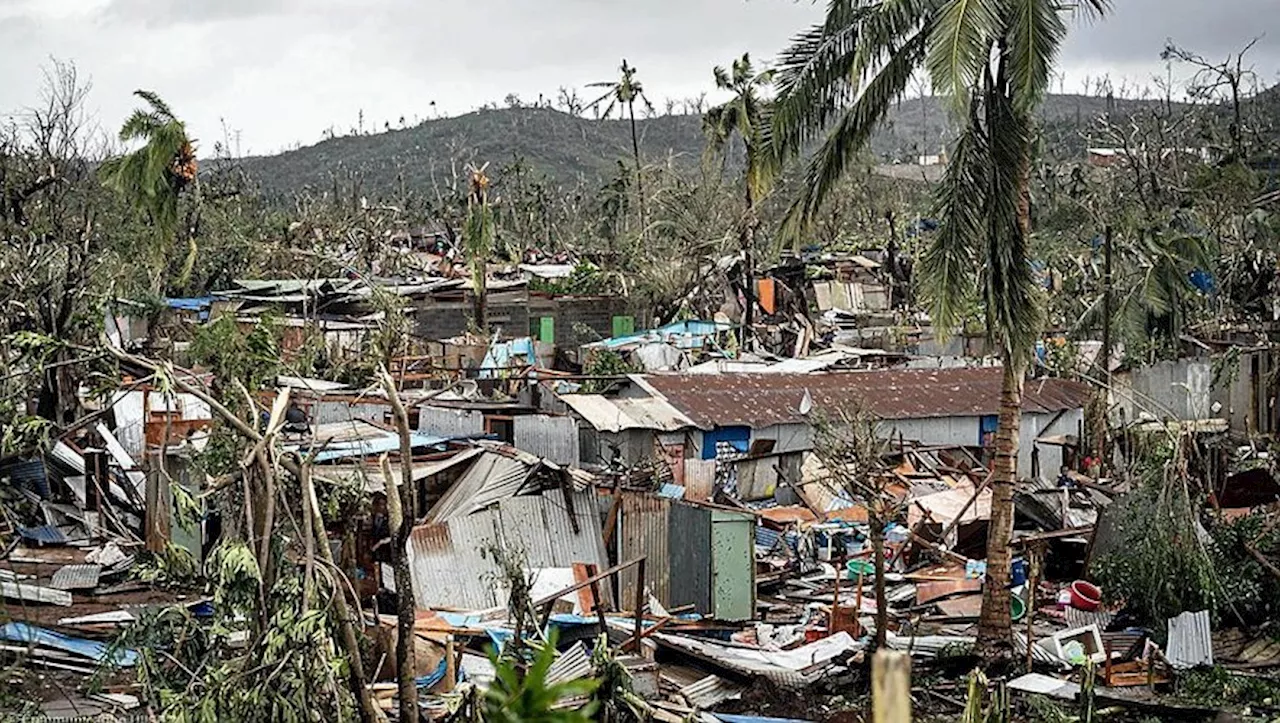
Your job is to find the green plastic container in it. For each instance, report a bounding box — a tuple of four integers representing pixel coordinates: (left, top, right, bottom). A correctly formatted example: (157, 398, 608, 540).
(1011, 594, 1027, 622)
(847, 559, 876, 578)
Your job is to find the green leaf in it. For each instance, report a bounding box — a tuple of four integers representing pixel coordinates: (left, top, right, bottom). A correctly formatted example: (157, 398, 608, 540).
(925, 0, 1002, 109)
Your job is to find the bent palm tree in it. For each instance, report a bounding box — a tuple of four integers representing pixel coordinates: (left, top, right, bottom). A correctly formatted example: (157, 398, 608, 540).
(589, 60, 654, 241)
(704, 53, 776, 348)
(100, 90, 199, 286)
(773, 0, 1108, 662)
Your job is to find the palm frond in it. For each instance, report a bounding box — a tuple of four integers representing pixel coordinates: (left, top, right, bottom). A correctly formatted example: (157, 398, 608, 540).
(980, 85, 1043, 361)
(925, 0, 1002, 109)
(920, 112, 986, 332)
(779, 27, 927, 242)
(1070, 0, 1111, 22)
(133, 89, 176, 123)
(713, 65, 732, 90)
(771, 11, 867, 158)
(1005, 0, 1067, 113)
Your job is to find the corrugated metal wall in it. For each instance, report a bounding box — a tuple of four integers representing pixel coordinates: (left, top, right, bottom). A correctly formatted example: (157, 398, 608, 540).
(408, 488, 609, 610)
(418, 406, 485, 437)
(513, 415, 580, 466)
(683, 459, 716, 501)
(314, 401, 386, 425)
(668, 502, 711, 612)
(618, 494, 671, 608)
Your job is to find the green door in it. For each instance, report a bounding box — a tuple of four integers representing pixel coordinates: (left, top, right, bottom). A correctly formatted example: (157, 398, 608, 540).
(710, 510, 755, 621)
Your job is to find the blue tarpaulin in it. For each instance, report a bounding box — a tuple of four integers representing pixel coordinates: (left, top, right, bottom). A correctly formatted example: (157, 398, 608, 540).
(716, 711, 814, 716)
(480, 337, 536, 378)
(17, 525, 67, 546)
(0, 623, 138, 667)
(415, 657, 448, 689)
(165, 297, 218, 322)
(589, 320, 732, 351)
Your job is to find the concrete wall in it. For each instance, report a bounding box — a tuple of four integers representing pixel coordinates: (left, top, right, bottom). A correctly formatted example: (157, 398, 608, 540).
(528, 295, 633, 348)
(1112, 358, 1213, 424)
(1215, 349, 1278, 437)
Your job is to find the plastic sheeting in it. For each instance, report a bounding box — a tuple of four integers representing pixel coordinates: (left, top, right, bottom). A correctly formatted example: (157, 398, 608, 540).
(0, 622, 137, 667)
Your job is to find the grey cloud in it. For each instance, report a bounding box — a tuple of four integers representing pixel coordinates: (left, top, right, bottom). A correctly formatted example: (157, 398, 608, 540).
(1063, 0, 1280, 75)
(100, 0, 287, 27)
(2, 0, 1279, 153)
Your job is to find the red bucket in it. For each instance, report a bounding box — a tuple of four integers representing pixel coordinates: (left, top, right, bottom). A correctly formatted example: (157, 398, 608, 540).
(1068, 581, 1101, 611)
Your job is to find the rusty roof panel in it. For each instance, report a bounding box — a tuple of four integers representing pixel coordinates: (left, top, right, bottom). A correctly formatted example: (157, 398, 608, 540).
(642, 368, 1092, 428)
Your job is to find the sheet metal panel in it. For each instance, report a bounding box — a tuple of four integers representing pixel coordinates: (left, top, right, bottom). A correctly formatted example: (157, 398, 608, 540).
(618, 493, 671, 608)
(668, 502, 711, 614)
(313, 401, 386, 425)
(513, 415, 580, 466)
(409, 489, 611, 611)
(418, 406, 485, 437)
(426, 453, 531, 523)
(51, 565, 102, 591)
(408, 514, 504, 610)
(710, 510, 755, 621)
(683, 459, 716, 502)
(1167, 610, 1213, 669)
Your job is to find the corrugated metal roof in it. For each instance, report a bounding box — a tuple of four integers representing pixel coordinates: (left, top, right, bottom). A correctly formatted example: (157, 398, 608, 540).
(642, 368, 1093, 429)
(425, 451, 534, 523)
(560, 394, 693, 433)
(546, 641, 593, 685)
(418, 405, 487, 437)
(1167, 610, 1213, 669)
(18, 525, 67, 546)
(408, 489, 609, 611)
(336, 446, 484, 493)
(50, 564, 102, 591)
(681, 674, 745, 709)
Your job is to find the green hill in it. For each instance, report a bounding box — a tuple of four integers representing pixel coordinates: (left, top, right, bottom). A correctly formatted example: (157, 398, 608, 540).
(237, 94, 1183, 199)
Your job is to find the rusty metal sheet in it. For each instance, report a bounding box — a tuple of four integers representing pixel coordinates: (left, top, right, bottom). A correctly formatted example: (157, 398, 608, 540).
(408, 489, 610, 611)
(642, 368, 1092, 428)
(407, 515, 504, 610)
(618, 493, 670, 608)
(683, 459, 716, 502)
(50, 564, 102, 591)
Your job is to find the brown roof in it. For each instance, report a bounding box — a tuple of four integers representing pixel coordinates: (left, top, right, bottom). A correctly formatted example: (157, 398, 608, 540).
(642, 367, 1093, 429)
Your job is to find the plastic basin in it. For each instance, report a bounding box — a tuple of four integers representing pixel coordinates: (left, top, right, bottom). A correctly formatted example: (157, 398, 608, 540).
(1011, 594, 1027, 622)
(1068, 580, 1101, 611)
(847, 559, 876, 578)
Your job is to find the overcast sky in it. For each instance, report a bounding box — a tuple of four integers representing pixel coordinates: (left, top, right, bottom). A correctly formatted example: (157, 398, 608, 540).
(2, 0, 1277, 155)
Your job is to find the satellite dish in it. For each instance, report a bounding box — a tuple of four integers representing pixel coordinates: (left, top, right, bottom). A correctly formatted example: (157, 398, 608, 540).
(799, 388, 814, 416)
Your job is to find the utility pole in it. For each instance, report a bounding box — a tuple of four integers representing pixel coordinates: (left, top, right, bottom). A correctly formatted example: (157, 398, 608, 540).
(1099, 225, 1113, 477)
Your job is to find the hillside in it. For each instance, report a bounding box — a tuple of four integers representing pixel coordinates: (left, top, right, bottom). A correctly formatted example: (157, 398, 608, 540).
(238, 94, 1178, 199)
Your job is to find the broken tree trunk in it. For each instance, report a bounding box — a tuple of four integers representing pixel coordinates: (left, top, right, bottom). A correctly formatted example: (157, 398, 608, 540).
(870, 507, 888, 650)
(104, 346, 379, 722)
(301, 460, 380, 723)
(380, 371, 419, 719)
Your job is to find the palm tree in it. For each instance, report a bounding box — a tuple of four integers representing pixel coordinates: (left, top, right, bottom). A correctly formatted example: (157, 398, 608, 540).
(589, 60, 654, 241)
(703, 53, 776, 347)
(773, 0, 1109, 662)
(100, 90, 199, 286)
